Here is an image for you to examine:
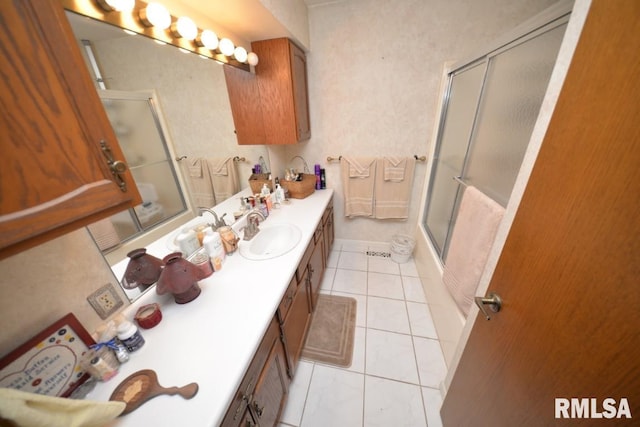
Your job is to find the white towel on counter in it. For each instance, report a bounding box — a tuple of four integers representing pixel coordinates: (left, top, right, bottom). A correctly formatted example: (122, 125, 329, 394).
(443, 186, 505, 317)
(341, 157, 376, 217)
(374, 157, 415, 219)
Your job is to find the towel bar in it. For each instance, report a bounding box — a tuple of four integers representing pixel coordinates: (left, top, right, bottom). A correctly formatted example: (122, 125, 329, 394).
(326, 155, 426, 162)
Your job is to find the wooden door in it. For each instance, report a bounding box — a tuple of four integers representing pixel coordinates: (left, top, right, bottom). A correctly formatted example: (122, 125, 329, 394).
(223, 64, 267, 145)
(0, 0, 140, 258)
(441, 1, 640, 425)
(250, 331, 288, 427)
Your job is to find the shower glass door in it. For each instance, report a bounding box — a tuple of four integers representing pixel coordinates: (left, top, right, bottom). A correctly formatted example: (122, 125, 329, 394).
(423, 17, 568, 261)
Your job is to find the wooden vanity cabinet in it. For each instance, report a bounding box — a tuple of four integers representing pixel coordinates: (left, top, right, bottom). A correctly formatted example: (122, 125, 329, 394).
(322, 200, 335, 266)
(221, 316, 288, 427)
(224, 38, 310, 145)
(308, 224, 325, 310)
(0, 0, 141, 259)
(278, 276, 311, 378)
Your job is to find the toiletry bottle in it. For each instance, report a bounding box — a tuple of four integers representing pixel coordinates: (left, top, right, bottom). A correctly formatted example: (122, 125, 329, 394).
(117, 320, 145, 352)
(274, 183, 285, 206)
(202, 227, 225, 271)
(315, 164, 322, 189)
(320, 168, 326, 189)
(176, 227, 200, 257)
(260, 183, 270, 197)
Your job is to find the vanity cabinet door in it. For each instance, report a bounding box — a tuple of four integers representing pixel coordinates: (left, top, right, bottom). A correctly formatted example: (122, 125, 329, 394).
(322, 200, 335, 265)
(0, 0, 141, 259)
(281, 272, 311, 377)
(249, 330, 288, 427)
(307, 233, 325, 311)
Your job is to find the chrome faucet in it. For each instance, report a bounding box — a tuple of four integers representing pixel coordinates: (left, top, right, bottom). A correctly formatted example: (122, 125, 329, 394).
(198, 207, 227, 230)
(243, 209, 266, 241)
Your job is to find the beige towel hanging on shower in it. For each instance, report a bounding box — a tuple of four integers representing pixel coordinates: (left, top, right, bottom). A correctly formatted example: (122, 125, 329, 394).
(443, 186, 505, 317)
(341, 157, 376, 217)
(374, 156, 415, 219)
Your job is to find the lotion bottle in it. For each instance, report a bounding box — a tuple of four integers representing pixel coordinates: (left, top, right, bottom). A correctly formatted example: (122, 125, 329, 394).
(176, 227, 200, 257)
(202, 227, 225, 271)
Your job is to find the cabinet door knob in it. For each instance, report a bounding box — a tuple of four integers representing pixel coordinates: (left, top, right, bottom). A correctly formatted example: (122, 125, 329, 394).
(100, 139, 128, 192)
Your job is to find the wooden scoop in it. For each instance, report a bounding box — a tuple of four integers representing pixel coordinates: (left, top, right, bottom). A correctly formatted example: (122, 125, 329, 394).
(109, 369, 199, 415)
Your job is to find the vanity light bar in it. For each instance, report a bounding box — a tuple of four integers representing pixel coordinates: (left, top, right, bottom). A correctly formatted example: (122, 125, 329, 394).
(63, 0, 256, 71)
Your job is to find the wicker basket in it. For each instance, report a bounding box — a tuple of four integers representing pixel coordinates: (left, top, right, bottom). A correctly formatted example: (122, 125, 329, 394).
(281, 174, 316, 199)
(248, 173, 272, 194)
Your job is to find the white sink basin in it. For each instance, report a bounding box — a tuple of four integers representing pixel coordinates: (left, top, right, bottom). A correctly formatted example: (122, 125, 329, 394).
(239, 223, 302, 260)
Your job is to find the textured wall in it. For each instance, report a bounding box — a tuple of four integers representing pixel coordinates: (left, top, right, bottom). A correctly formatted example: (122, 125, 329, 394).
(273, 0, 559, 241)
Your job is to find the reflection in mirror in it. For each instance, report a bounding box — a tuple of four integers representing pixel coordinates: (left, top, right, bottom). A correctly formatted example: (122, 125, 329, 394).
(66, 11, 270, 301)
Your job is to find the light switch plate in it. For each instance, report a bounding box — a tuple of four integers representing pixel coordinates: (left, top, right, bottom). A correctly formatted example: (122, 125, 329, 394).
(87, 283, 124, 319)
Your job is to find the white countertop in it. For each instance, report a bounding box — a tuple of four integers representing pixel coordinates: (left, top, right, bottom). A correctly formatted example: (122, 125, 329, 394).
(87, 188, 334, 427)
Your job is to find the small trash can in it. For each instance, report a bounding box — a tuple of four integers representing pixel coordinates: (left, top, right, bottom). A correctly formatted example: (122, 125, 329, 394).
(390, 234, 416, 263)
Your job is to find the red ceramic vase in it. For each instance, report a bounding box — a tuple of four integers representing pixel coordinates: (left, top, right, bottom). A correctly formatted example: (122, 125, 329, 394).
(122, 248, 164, 290)
(156, 252, 202, 304)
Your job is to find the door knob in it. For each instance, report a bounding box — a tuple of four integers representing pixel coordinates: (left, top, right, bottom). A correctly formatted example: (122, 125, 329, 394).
(474, 292, 502, 320)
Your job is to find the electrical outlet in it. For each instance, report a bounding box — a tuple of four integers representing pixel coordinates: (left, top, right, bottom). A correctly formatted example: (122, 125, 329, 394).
(87, 283, 124, 319)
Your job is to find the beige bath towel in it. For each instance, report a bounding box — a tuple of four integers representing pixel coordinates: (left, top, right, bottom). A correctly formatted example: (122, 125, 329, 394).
(443, 186, 505, 317)
(182, 158, 216, 208)
(383, 156, 408, 181)
(341, 157, 376, 217)
(374, 157, 415, 219)
(207, 157, 240, 202)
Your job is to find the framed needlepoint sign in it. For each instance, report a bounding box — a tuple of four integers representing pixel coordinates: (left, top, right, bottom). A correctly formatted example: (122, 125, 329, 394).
(0, 313, 96, 397)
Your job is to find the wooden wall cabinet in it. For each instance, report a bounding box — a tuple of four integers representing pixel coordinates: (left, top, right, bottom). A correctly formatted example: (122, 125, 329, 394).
(224, 38, 310, 145)
(0, 0, 141, 260)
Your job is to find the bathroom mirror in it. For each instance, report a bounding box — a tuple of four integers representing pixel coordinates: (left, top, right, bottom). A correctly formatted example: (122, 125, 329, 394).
(65, 11, 270, 301)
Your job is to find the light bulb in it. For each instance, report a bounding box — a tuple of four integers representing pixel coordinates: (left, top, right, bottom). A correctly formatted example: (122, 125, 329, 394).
(173, 16, 198, 40)
(218, 38, 235, 56)
(140, 2, 171, 30)
(198, 30, 218, 50)
(234, 46, 248, 63)
(247, 52, 259, 66)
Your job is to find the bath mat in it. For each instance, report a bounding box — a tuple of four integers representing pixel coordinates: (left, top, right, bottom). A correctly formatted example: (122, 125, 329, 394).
(301, 294, 357, 367)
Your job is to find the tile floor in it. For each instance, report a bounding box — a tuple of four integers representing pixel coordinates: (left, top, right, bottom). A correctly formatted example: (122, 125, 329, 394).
(279, 239, 446, 427)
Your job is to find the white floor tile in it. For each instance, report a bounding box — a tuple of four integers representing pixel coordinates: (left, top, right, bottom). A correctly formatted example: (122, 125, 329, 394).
(365, 329, 419, 384)
(367, 255, 401, 275)
(367, 272, 404, 300)
(364, 376, 427, 427)
(422, 387, 444, 427)
(402, 276, 427, 303)
(399, 259, 419, 277)
(337, 251, 368, 271)
(413, 337, 447, 389)
(367, 296, 410, 334)
(345, 326, 365, 374)
(332, 269, 367, 295)
(340, 239, 369, 252)
(331, 291, 367, 327)
(300, 365, 364, 427)
(326, 250, 340, 268)
(407, 302, 438, 339)
(280, 361, 314, 426)
(320, 267, 335, 292)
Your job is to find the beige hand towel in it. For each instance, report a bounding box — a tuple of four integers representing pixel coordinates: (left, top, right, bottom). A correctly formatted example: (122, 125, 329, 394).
(374, 157, 415, 219)
(442, 186, 505, 317)
(207, 157, 240, 203)
(383, 156, 407, 182)
(87, 218, 120, 251)
(181, 157, 216, 208)
(0, 388, 125, 427)
(341, 157, 376, 217)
